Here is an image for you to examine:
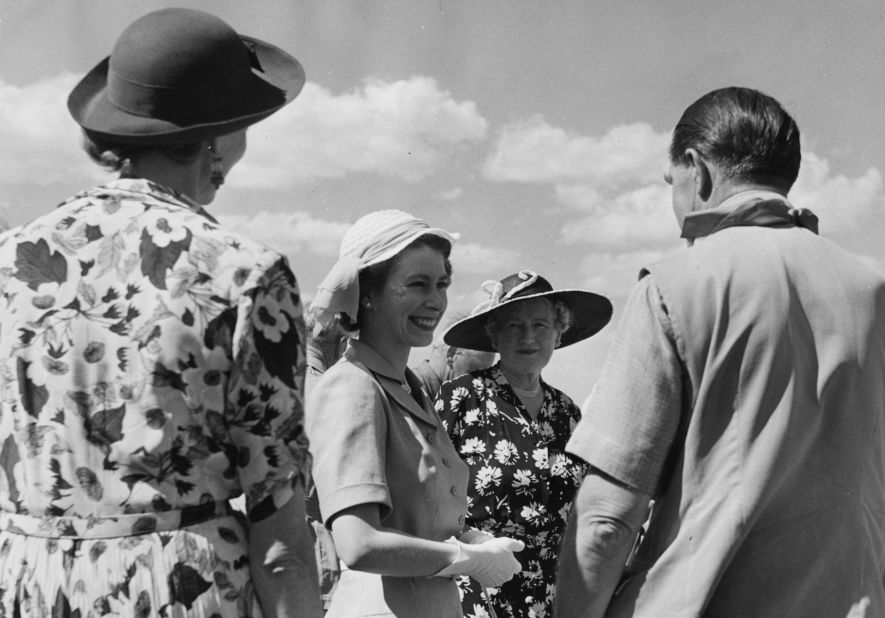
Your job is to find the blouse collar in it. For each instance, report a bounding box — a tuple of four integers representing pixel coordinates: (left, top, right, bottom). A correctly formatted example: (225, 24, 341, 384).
(78, 178, 218, 223)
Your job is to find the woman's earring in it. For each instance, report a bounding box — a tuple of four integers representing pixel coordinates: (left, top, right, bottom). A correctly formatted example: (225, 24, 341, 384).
(208, 141, 224, 189)
(362, 299, 373, 309)
(119, 157, 135, 179)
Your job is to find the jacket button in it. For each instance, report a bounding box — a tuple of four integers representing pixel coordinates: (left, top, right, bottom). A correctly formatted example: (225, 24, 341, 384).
(426, 432, 436, 444)
(442, 457, 450, 467)
(450, 486, 457, 496)
(458, 514, 465, 526)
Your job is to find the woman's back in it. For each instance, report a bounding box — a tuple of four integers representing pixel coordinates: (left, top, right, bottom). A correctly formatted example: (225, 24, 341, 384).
(0, 179, 309, 616)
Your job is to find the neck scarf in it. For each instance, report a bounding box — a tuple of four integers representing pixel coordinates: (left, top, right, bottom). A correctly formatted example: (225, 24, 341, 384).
(309, 209, 457, 336)
(681, 191, 818, 240)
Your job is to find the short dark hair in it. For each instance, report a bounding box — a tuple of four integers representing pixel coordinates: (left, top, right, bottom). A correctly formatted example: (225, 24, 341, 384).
(81, 130, 204, 173)
(669, 87, 801, 188)
(338, 233, 453, 331)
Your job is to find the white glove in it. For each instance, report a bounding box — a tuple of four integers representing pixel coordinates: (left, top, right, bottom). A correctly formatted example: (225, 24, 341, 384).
(436, 536, 524, 588)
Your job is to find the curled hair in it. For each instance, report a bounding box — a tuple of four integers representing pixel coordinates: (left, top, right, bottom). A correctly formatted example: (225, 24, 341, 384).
(338, 233, 453, 331)
(669, 87, 801, 188)
(484, 298, 571, 347)
(81, 130, 204, 175)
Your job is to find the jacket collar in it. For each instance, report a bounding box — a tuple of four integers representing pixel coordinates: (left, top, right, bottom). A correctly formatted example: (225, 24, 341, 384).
(345, 339, 438, 427)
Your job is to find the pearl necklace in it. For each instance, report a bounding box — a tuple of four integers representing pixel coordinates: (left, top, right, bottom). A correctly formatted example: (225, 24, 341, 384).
(511, 382, 541, 399)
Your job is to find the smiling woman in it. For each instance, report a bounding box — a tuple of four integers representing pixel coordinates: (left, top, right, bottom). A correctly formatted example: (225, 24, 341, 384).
(436, 271, 612, 617)
(306, 210, 525, 617)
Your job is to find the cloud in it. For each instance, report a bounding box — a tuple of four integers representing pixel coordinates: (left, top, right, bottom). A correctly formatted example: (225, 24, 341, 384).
(0, 74, 487, 192)
(450, 241, 521, 276)
(558, 153, 884, 253)
(215, 210, 349, 258)
(485, 114, 885, 253)
(580, 248, 679, 298)
(234, 77, 488, 188)
(483, 116, 669, 188)
(436, 187, 463, 202)
(559, 183, 679, 250)
(790, 152, 884, 234)
(0, 75, 104, 186)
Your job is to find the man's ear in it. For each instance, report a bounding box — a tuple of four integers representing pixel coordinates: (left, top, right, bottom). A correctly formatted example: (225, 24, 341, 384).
(686, 148, 713, 201)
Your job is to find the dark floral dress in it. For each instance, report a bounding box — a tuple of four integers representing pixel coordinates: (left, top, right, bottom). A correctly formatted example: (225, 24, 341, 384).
(0, 179, 309, 617)
(435, 364, 588, 618)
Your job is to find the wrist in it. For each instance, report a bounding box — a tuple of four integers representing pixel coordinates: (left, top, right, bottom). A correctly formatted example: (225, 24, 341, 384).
(432, 538, 464, 578)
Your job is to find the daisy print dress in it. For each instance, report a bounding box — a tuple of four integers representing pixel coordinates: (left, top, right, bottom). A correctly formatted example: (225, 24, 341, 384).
(435, 363, 588, 618)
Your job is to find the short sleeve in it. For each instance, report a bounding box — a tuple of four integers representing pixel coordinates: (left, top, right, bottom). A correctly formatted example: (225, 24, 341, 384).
(566, 274, 683, 496)
(227, 253, 309, 522)
(305, 363, 392, 525)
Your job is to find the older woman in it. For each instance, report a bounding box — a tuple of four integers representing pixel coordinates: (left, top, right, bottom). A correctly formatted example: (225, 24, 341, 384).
(0, 9, 321, 616)
(306, 210, 524, 617)
(436, 270, 612, 618)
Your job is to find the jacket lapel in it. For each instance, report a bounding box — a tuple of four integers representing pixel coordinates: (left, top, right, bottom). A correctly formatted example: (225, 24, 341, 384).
(346, 341, 439, 428)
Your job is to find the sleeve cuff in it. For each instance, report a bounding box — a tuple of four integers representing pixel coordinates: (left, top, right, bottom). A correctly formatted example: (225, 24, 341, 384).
(320, 482, 392, 526)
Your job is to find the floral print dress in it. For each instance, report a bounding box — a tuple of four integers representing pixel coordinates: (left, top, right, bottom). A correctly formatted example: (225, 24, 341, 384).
(0, 179, 309, 617)
(435, 364, 588, 618)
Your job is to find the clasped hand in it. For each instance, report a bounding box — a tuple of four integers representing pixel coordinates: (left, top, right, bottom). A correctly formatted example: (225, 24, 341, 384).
(436, 532, 524, 588)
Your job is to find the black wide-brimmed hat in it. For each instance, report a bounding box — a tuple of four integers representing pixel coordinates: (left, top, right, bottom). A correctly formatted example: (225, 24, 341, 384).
(444, 270, 613, 352)
(68, 8, 306, 145)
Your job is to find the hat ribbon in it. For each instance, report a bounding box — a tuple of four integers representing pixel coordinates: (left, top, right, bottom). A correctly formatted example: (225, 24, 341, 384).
(503, 270, 539, 300)
(477, 269, 539, 313)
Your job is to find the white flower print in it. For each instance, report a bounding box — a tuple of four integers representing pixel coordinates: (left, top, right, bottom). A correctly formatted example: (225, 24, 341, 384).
(532, 447, 549, 470)
(466, 604, 491, 618)
(550, 453, 571, 477)
(511, 468, 536, 495)
(450, 386, 470, 408)
(435, 364, 588, 617)
(520, 502, 547, 526)
(145, 214, 187, 247)
(474, 465, 503, 494)
(253, 294, 291, 343)
(493, 439, 518, 464)
(461, 437, 487, 456)
(524, 559, 544, 584)
(528, 598, 546, 617)
(0, 179, 308, 616)
(464, 407, 480, 425)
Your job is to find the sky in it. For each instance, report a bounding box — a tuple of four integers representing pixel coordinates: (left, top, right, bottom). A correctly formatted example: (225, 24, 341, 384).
(1, 0, 883, 403)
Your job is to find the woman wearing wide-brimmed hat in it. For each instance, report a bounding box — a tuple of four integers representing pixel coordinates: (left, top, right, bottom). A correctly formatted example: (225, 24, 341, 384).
(306, 210, 525, 617)
(435, 270, 612, 617)
(0, 9, 321, 616)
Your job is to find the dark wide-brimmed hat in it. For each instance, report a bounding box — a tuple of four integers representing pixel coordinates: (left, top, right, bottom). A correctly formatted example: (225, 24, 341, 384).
(68, 8, 306, 145)
(444, 270, 613, 352)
